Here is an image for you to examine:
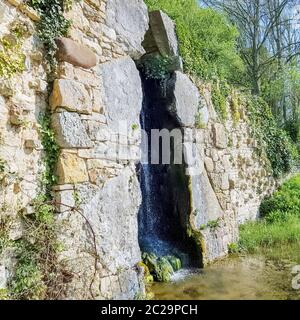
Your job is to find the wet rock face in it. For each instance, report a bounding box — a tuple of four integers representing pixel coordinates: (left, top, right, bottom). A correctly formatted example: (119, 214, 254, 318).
(106, 0, 149, 59)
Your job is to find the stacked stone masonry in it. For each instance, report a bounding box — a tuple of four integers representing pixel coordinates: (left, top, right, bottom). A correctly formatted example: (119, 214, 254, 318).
(0, 0, 279, 299)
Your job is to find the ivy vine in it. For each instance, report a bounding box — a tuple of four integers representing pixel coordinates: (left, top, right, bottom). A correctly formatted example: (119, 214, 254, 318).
(27, 0, 72, 74)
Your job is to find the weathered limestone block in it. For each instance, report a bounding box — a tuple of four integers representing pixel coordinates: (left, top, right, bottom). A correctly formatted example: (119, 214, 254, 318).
(189, 170, 223, 228)
(57, 166, 142, 299)
(148, 10, 179, 57)
(56, 152, 88, 184)
(106, 0, 149, 59)
(80, 165, 141, 273)
(167, 71, 200, 127)
(52, 112, 92, 148)
(98, 57, 143, 132)
(55, 37, 97, 69)
(50, 79, 92, 114)
(213, 123, 227, 149)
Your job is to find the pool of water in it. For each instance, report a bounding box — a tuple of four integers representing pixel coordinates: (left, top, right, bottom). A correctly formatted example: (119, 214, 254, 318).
(152, 245, 300, 300)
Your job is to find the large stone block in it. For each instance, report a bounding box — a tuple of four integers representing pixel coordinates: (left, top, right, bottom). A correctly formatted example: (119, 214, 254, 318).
(167, 71, 200, 127)
(50, 79, 92, 114)
(148, 10, 179, 57)
(106, 0, 149, 59)
(55, 37, 97, 69)
(52, 112, 92, 148)
(98, 57, 143, 132)
(56, 152, 88, 184)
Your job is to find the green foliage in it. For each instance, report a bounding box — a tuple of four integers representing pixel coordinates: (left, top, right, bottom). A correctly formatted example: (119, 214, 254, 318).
(27, 0, 71, 73)
(211, 81, 229, 120)
(239, 216, 300, 253)
(38, 113, 60, 194)
(139, 55, 173, 81)
(142, 252, 181, 282)
(228, 242, 239, 254)
(0, 289, 9, 300)
(144, 0, 245, 82)
(195, 112, 206, 129)
(207, 218, 220, 231)
(9, 195, 62, 300)
(0, 23, 26, 78)
(10, 240, 47, 300)
(247, 96, 297, 177)
(284, 119, 300, 145)
(239, 175, 300, 253)
(260, 175, 300, 221)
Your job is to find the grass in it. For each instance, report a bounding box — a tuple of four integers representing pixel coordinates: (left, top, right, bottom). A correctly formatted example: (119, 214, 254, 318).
(239, 216, 300, 253)
(239, 174, 300, 253)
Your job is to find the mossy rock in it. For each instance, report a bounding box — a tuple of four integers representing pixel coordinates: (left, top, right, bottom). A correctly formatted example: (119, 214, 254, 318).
(142, 252, 182, 282)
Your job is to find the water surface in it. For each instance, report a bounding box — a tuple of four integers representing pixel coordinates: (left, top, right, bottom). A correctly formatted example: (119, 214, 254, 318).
(153, 245, 300, 300)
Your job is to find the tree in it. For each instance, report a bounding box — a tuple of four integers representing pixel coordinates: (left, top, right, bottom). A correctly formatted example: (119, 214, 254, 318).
(202, 0, 300, 94)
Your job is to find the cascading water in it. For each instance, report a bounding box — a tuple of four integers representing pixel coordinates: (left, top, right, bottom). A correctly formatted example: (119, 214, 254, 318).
(138, 75, 201, 267)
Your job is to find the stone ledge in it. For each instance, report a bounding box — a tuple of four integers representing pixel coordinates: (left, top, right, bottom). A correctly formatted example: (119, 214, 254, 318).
(6, 0, 40, 22)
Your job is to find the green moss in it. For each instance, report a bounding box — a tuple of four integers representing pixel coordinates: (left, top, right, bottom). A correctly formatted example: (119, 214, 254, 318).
(142, 252, 181, 283)
(0, 23, 26, 79)
(211, 81, 229, 120)
(230, 90, 241, 124)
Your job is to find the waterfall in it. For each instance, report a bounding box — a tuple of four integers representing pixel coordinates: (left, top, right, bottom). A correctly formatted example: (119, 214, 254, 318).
(138, 75, 202, 267)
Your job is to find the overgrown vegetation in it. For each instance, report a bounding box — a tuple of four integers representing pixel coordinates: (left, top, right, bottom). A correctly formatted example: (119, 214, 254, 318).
(139, 55, 173, 81)
(27, 0, 72, 74)
(144, 0, 300, 176)
(0, 0, 72, 300)
(247, 96, 297, 177)
(144, 0, 244, 81)
(239, 175, 300, 253)
(38, 113, 60, 194)
(0, 22, 27, 78)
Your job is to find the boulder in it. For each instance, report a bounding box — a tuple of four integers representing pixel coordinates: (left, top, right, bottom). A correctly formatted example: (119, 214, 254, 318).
(52, 112, 92, 149)
(55, 37, 97, 69)
(98, 57, 143, 132)
(106, 0, 149, 59)
(189, 170, 223, 228)
(167, 71, 200, 127)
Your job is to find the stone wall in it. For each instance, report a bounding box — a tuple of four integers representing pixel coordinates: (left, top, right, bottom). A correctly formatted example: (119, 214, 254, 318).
(0, 0, 279, 299)
(0, 0, 47, 290)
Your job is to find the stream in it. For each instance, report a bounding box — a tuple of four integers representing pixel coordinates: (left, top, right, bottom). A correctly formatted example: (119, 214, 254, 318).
(152, 244, 300, 300)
